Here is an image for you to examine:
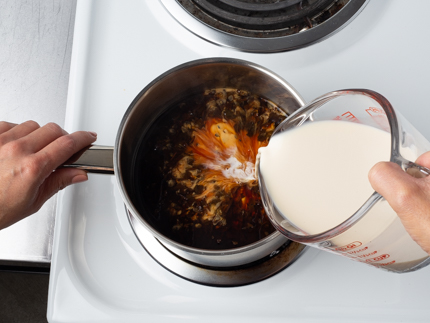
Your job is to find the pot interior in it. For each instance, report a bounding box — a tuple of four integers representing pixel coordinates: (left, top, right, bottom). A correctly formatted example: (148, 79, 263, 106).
(117, 59, 304, 253)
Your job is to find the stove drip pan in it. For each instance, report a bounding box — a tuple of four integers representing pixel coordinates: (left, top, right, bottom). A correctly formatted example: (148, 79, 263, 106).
(127, 209, 307, 287)
(160, 0, 368, 52)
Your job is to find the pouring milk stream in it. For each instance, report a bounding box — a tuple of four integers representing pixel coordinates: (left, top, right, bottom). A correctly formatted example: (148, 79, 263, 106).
(257, 90, 430, 273)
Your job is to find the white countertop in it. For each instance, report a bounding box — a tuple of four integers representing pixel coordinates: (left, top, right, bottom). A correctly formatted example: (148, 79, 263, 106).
(0, 0, 76, 266)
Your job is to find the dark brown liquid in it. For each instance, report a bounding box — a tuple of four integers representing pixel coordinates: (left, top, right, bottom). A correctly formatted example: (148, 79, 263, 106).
(135, 88, 287, 250)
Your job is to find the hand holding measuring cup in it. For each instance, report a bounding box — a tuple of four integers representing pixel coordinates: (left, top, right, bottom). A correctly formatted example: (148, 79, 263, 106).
(257, 89, 430, 273)
(369, 151, 430, 255)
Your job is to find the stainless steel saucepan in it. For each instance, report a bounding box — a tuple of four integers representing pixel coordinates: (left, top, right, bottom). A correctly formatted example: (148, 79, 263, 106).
(64, 57, 306, 267)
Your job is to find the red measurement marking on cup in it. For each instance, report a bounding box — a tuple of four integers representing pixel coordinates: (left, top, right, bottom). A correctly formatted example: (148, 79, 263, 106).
(365, 254, 390, 263)
(357, 250, 378, 258)
(333, 111, 360, 123)
(366, 106, 390, 131)
(366, 107, 385, 116)
(378, 260, 396, 266)
(334, 241, 362, 251)
(347, 246, 368, 255)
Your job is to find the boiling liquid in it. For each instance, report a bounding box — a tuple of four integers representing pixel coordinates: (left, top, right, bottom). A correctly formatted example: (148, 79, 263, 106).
(258, 120, 429, 271)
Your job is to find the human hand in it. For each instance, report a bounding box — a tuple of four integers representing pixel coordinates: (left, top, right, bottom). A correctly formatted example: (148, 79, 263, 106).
(369, 152, 430, 255)
(0, 121, 97, 230)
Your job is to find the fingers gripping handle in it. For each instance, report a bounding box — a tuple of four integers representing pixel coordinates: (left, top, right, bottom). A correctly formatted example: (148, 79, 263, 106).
(404, 160, 430, 179)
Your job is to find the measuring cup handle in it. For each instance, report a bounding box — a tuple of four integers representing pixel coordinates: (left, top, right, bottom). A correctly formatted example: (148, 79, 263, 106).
(403, 160, 430, 178)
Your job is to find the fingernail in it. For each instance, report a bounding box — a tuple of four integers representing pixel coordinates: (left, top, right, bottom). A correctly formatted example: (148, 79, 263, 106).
(88, 131, 97, 138)
(71, 174, 88, 184)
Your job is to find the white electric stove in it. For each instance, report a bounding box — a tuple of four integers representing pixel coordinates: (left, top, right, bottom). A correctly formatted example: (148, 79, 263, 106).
(47, 0, 430, 322)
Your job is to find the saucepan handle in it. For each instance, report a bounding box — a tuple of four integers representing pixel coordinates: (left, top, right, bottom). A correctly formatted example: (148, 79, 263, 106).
(61, 145, 115, 174)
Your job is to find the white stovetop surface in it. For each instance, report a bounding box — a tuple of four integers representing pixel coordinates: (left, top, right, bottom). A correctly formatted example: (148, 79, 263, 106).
(48, 0, 430, 322)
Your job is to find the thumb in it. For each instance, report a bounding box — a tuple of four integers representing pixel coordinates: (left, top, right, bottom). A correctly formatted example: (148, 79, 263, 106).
(368, 161, 420, 214)
(33, 168, 88, 210)
(369, 161, 430, 254)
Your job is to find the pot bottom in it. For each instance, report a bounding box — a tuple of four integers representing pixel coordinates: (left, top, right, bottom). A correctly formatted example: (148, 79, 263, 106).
(127, 209, 307, 287)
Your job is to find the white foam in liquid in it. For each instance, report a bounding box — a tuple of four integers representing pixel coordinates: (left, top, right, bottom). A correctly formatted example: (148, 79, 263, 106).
(258, 120, 428, 271)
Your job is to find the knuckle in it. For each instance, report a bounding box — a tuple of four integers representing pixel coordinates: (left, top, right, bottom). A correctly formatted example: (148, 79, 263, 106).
(22, 156, 44, 178)
(45, 122, 63, 133)
(56, 134, 77, 152)
(23, 120, 40, 130)
(1, 140, 24, 155)
(0, 121, 9, 130)
(45, 122, 64, 136)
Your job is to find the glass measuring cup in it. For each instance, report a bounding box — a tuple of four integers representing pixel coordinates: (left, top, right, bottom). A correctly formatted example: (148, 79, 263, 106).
(257, 89, 430, 273)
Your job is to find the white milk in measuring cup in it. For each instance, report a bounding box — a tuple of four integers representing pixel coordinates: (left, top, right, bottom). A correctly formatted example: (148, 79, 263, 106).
(257, 90, 430, 273)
